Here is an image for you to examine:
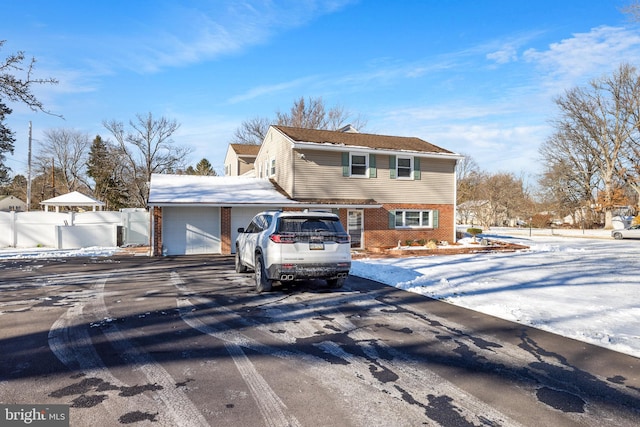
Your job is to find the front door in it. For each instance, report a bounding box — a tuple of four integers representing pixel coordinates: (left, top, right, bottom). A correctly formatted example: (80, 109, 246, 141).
(347, 210, 363, 249)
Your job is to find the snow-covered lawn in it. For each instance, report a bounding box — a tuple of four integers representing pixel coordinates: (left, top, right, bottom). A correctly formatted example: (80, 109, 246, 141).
(2, 228, 638, 359)
(352, 228, 640, 359)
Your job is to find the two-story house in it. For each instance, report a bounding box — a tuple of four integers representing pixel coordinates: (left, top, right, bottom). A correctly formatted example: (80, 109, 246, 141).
(223, 143, 260, 176)
(251, 125, 461, 249)
(148, 125, 461, 256)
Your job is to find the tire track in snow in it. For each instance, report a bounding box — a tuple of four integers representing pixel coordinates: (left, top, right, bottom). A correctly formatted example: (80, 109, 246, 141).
(49, 275, 209, 427)
(172, 272, 301, 427)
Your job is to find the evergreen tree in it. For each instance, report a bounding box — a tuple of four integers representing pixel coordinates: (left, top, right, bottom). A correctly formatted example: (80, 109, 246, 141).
(187, 158, 216, 176)
(0, 102, 15, 185)
(87, 135, 128, 210)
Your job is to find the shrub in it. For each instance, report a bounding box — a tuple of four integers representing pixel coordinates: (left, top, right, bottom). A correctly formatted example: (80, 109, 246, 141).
(466, 227, 482, 236)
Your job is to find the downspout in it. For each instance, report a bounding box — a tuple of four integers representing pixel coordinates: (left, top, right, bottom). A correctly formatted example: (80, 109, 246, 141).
(453, 159, 459, 243)
(149, 205, 155, 257)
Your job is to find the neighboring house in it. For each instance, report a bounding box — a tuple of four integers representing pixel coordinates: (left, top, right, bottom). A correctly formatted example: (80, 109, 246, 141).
(148, 125, 462, 256)
(224, 144, 260, 176)
(0, 195, 27, 212)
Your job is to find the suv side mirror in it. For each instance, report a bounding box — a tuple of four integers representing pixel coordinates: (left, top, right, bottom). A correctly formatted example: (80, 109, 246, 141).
(237, 227, 245, 233)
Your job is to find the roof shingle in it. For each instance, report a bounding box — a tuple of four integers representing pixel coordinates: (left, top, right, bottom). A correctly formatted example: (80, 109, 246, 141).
(230, 144, 261, 156)
(273, 125, 454, 154)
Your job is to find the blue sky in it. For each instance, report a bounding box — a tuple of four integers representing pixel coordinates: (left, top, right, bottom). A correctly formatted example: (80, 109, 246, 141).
(3, 0, 639, 179)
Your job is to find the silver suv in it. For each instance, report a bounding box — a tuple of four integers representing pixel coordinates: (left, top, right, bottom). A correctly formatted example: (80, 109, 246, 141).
(235, 210, 351, 292)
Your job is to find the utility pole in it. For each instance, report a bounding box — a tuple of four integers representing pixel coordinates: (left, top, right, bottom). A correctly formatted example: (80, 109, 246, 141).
(51, 157, 55, 198)
(27, 121, 32, 211)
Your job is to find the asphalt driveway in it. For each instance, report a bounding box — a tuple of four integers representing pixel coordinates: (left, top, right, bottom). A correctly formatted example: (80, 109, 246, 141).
(0, 255, 638, 426)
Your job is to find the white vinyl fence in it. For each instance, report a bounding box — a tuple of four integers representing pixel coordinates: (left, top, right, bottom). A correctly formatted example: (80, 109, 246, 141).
(0, 209, 149, 249)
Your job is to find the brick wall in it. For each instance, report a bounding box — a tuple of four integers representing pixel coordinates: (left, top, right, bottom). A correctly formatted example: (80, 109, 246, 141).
(363, 204, 455, 248)
(152, 206, 162, 256)
(221, 207, 231, 254)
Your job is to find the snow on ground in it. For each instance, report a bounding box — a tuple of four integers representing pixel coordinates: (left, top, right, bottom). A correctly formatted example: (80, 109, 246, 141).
(352, 228, 640, 359)
(1, 228, 638, 359)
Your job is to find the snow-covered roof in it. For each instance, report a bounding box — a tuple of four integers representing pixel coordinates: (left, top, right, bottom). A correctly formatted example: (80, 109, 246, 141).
(40, 191, 105, 207)
(148, 173, 300, 206)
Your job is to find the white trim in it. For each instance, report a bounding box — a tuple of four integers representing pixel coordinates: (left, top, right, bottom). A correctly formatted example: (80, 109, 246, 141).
(347, 209, 364, 249)
(269, 156, 276, 177)
(350, 152, 368, 178)
(291, 141, 464, 160)
(396, 156, 414, 180)
(394, 209, 434, 228)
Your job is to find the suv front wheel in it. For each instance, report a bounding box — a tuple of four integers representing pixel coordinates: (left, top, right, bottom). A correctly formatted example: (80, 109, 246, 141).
(254, 254, 273, 293)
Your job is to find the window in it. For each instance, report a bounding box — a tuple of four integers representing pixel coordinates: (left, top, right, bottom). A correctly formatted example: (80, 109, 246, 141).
(350, 153, 368, 177)
(269, 157, 276, 176)
(397, 156, 412, 178)
(394, 210, 433, 228)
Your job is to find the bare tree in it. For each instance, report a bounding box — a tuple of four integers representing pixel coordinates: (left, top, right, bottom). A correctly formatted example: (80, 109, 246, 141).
(230, 116, 271, 145)
(34, 128, 91, 195)
(549, 64, 640, 228)
(276, 96, 367, 131)
(538, 124, 600, 225)
(475, 172, 531, 227)
(103, 112, 191, 207)
(621, 1, 640, 22)
(231, 96, 368, 145)
(455, 153, 481, 205)
(0, 40, 59, 114)
(1, 40, 59, 182)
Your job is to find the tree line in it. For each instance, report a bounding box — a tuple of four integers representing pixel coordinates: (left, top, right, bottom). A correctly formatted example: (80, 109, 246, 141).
(1, 40, 638, 226)
(2, 114, 216, 210)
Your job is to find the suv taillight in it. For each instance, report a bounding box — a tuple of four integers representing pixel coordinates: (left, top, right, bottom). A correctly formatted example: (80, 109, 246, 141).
(269, 233, 296, 243)
(335, 234, 350, 244)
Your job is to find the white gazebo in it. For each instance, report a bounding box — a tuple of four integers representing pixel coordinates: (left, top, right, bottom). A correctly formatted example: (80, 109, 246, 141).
(40, 191, 105, 212)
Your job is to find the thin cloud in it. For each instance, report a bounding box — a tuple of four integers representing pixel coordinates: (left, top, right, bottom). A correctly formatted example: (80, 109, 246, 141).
(228, 76, 319, 104)
(110, 0, 358, 73)
(523, 25, 640, 88)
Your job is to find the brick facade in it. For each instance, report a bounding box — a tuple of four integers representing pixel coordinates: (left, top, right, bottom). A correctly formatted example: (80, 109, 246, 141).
(152, 206, 162, 256)
(221, 207, 231, 254)
(363, 204, 455, 249)
(151, 203, 454, 256)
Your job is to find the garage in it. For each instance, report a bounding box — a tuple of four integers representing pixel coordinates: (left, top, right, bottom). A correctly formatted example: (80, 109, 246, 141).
(149, 174, 304, 257)
(162, 207, 220, 255)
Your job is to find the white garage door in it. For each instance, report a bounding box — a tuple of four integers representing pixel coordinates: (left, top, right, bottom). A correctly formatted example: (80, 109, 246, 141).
(230, 207, 268, 253)
(163, 207, 220, 255)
